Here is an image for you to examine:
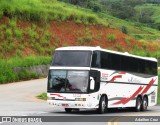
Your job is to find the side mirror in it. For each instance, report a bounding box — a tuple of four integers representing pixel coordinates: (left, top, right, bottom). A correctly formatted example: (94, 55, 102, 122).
(90, 77, 95, 90)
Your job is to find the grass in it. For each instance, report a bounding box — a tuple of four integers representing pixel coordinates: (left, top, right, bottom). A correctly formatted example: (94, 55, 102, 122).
(0, 56, 51, 84)
(0, 0, 99, 25)
(14, 28, 23, 39)
(0, 21, 53, 58)
(125, 36, 132, 46)
(0, 0, 159, 84)
(0, 0, 160, 40)
(107, 34, 116, 42)
(37, 92, 47, 100)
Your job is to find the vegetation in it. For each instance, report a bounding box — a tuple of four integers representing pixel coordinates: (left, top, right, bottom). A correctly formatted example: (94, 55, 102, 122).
(0, 0, 100, 24)
(0, 0, 159, 84)
(0, 21, 52, 58)
(135, 5, 160, 30)
(107, 34, 116, 42)
(0, 56, 51, 84)
(59, 0, 160, 32)
(37, 92, 47, 100)
(0, 0, 160, 40)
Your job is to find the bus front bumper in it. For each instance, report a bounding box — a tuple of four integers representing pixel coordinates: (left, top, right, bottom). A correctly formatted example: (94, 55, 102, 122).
(47, 100, 99, 109)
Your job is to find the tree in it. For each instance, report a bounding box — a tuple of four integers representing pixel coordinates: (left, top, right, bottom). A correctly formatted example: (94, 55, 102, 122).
(136, 8, 154, 24)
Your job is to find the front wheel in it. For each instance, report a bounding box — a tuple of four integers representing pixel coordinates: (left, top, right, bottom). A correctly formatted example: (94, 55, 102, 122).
(97, 96, 107, 114)
(65, 108, 72, 113)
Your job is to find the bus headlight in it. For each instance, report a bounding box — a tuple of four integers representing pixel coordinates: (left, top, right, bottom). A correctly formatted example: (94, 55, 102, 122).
(75, 98, 86, 101)
(47, 97, 55, 100)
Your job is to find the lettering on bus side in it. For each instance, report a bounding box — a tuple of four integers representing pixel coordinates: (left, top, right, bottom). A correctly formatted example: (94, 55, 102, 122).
(101, 73, 108, 81)
(128, 77, 141, 83)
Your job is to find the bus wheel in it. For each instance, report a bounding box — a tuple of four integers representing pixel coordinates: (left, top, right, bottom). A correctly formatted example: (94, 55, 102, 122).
(97, 96, 107, 114)
(135, 96, 142, 112)
(141, 97, 148, 111)
(65, 108, 72, 113)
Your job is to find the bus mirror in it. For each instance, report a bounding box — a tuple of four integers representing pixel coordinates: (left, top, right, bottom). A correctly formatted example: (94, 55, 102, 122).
(90, 77, 95, 90)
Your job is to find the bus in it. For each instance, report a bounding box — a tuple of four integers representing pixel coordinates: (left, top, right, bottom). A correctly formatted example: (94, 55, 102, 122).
(47, 46, 158, 114)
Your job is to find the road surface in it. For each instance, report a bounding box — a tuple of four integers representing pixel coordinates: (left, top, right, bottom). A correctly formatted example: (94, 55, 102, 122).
(0, 78, 160, 125)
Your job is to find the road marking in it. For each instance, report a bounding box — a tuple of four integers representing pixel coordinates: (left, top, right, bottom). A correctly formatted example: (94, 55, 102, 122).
(108, 116, 120, 125)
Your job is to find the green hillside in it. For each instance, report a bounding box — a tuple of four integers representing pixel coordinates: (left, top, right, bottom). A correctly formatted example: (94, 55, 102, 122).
(0, 0, 159, 84)
(135, 5, 160, 30)
(0, 0, 160, 40)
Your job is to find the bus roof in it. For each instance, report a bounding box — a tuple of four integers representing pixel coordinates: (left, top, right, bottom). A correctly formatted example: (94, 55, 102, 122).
(56, 46, 157, 62)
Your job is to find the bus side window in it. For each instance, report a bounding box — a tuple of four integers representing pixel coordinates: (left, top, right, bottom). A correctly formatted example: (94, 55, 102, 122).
(91, 51, 101, 68)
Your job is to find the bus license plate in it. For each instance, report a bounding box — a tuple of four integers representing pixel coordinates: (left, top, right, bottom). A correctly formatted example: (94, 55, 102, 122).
(62, 104, 69, 107)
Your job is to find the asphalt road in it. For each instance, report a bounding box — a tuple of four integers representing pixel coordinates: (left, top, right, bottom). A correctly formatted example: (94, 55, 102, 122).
(0, 78, 160, 125)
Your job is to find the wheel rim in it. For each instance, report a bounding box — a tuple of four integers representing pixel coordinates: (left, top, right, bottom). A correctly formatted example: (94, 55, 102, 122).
(137, 98, 141, 110)
(143, 99, 147, 110)
(102, 98, 106, 112)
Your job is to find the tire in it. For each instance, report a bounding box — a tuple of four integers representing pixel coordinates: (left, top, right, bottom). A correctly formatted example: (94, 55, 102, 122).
(65, 108, 72, 113)
(73, 108, 79, 112)
(135, 96, 142, 112)
(97, 96, 107, 114)
(141, 96, 148, 111)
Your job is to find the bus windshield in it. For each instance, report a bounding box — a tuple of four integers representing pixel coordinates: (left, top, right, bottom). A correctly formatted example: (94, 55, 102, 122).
(48, 70, 89, 93)
(52, 51, 91, 67)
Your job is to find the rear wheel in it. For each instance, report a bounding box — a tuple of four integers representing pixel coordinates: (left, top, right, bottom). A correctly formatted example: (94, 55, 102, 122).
(135, 96, 142, 112)
(97, 96, 107, 114)
(141, 97, 148, 111)
(65, 108, 72, 113)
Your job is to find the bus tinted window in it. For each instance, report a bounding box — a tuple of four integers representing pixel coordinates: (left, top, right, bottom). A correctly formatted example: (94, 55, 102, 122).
(100, 52, 121, 70)
(91, 50, 157, 75)
(52, 51, 92, 67)
(109, 53, 121, 70)
(91, 51, 101, 68)
(101, 52, 110, 69)
(145, 61, 157, 75)
(121, 56, 138, 73)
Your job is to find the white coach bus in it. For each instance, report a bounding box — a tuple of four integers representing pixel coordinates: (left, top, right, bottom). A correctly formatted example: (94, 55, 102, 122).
(47, 46, 158, 114)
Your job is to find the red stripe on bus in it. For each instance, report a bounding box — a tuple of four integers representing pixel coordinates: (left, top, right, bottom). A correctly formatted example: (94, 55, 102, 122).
(141, 78, 156, 95)
(113, 86, 143, 105)
(112, 78, 156, 105)
(50, 94, 63, 97)
(110, 75, 122, 82)
(119, 72, 126, 74)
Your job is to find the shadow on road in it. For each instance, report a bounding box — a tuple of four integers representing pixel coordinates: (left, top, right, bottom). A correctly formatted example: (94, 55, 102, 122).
(50, 108, 153, 115)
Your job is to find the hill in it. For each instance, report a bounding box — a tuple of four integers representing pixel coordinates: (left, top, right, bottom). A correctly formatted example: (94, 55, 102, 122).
(0, 0, 159, 84)
(0, 0, 160, 40)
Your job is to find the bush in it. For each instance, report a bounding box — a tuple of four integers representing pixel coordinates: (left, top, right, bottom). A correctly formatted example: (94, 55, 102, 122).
(37, 92, 47, 100)
(17, 69, 38, 80)
(115, 44, 125, 52)
(125, 37, 131, 46)
(77, 37, 84, 45)
(121, 26, 128, 34)
(9, 20, 16, 28)
(0, 56, 51, 84)
(15, 28, 22, 39)
(5, 28, 12, 40)
(107, 34, 116, 42)
(84, 35, 92, 43)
